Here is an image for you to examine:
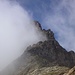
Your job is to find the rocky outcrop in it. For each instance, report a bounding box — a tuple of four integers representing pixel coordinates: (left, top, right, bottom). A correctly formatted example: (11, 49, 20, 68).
(63, 66, 75, 75)
(27, 21, 75, 68)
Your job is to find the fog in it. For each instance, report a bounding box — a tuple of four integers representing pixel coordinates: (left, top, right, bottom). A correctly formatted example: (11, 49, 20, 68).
(0, 0, 46, 71)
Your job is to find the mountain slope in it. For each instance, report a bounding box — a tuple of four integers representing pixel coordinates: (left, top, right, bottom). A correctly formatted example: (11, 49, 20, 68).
(1, 21, 75, 75)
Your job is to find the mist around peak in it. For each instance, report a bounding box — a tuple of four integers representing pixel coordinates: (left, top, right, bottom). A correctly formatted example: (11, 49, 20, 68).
(0, 0, 46, 71)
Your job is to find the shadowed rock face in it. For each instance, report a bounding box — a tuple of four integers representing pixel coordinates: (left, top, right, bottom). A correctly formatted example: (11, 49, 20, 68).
(26, 21, 75, 68)
(1, 21, 75, 75)
(27, 25, 75, 68)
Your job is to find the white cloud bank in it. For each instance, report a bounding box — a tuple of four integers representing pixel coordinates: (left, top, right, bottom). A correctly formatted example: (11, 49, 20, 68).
(0, 0, 46, 71)
(44, 0, 75, 51)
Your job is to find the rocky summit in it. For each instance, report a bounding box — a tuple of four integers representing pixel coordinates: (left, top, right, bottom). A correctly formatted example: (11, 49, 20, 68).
(1, 21, 75, 75)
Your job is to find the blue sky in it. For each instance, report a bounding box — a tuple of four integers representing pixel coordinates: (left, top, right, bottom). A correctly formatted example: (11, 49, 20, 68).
(15, 0, 75, 51)
(17, 0, 66, 28)
(17, 0, 55, 28)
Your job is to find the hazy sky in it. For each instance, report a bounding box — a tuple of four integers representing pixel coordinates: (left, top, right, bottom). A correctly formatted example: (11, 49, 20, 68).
(17, 0, 75, 51)
(17, 0, 60, 27)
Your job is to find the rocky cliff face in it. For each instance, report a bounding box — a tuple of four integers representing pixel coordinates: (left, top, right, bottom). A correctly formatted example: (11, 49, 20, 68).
(1, 21, 75, 75)
(27, 21, 75, 68)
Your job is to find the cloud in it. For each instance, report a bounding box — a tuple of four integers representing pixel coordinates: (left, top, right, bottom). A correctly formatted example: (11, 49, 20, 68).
(43, 0, 75, 51)
(0, 0, 46, 70)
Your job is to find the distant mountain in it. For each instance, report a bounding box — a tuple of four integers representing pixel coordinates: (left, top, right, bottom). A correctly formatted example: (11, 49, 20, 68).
(1, 21, 75, 75)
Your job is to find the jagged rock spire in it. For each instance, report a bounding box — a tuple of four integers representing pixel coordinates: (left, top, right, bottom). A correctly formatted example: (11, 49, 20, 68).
(34, 21, 42, 30)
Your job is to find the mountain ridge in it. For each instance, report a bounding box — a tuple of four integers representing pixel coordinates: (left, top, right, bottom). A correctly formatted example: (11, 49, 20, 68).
(1, 21, 75, 75)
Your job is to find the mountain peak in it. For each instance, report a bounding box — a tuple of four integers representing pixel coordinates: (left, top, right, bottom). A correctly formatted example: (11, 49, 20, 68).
(1, 21, 75, 75)
(34, 21, 42, 30)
